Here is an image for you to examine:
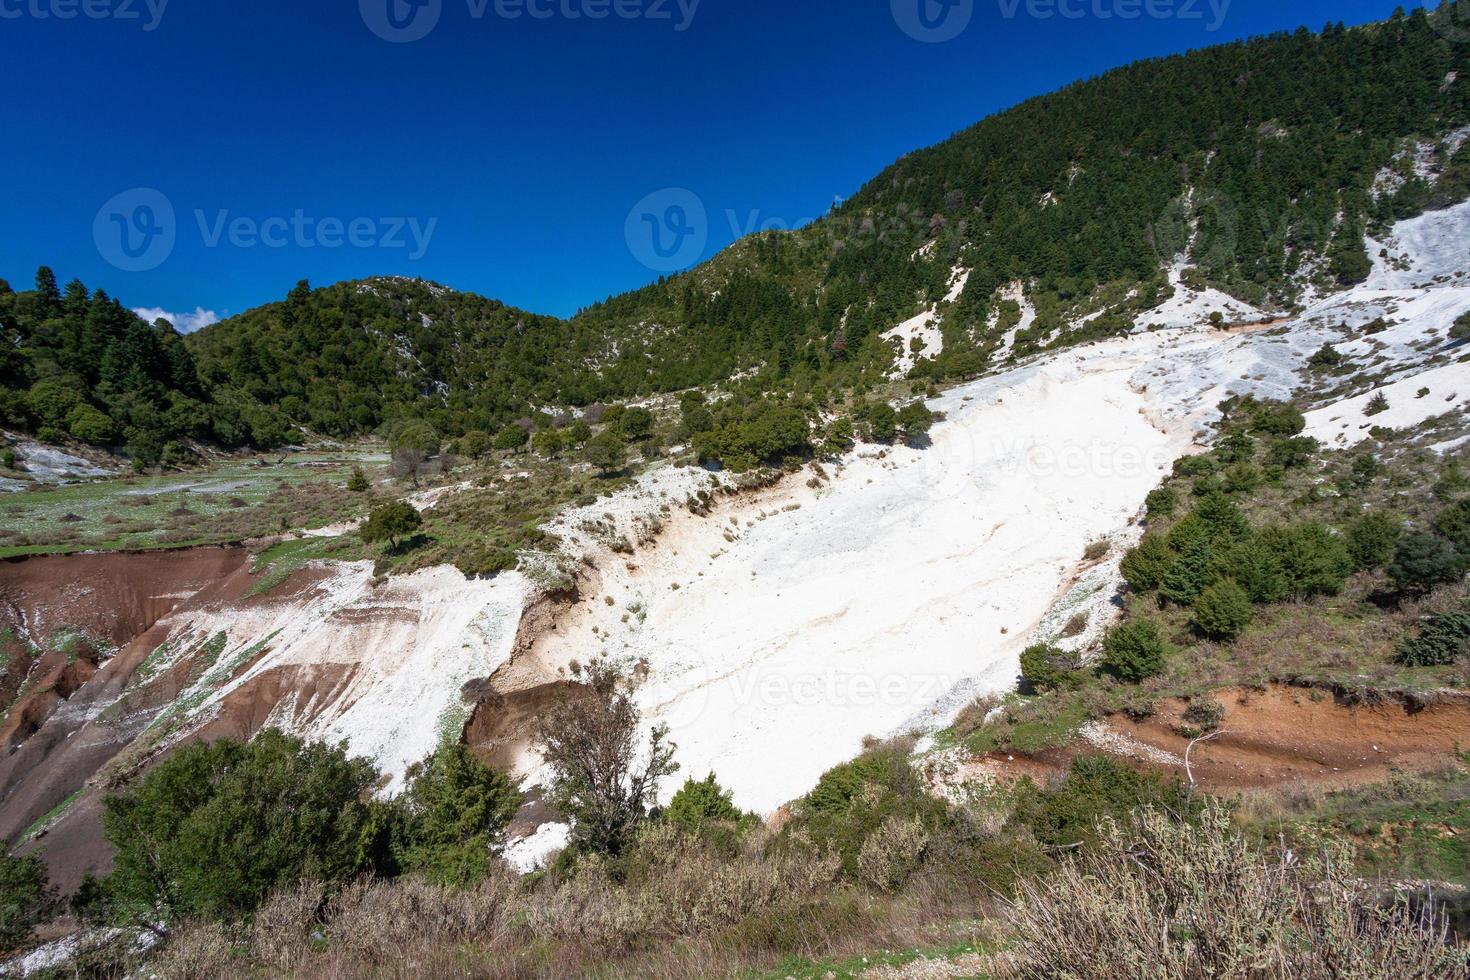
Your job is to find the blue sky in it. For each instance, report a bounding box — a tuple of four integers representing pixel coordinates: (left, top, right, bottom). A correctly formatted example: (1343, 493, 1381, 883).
(0, 0, 1416, 329)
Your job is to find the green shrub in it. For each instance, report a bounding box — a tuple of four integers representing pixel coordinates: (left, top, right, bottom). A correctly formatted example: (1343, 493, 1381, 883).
(1215, 537, 1288, 604)
(1260, 523, 1353, 599)
(1159, 539, 1215, 606)
(396, 744, 521, 886)
(1396, 612, 1470, 667)
(101, 731, 383, 923)
(1308, 344, 1344, 369)
(1145, 486, 1177, 519)
(458, 430, 491, 458)
(1364, 392, 1390, 417)
(1101, 620, 1167, 682)
(65, 403, 117, 445)
(347, 467, 370, 493)
(1191, 579, 1253, 642)
(665, 773, 747, 835)
(493, 426, 529, 452)
(1121, 535, 1173, 594)
(1009, 756, 1186, 849)
(1020, 643, 1081, 692)
(1453, 310, 1470, 341)
(0, 845, 55, 953)
(1268, 436, 1319, 469)
(1435, 499, 1470, 554)
(361, 501, 423, 551)
(1387, 532, 1465, 595)
(793, 742, 945, 882)
(866, 402, 898, 443)
(1249, 401, 1306, 436)
(618, 407, 654, 441)
(1345, 511, 1401, 571)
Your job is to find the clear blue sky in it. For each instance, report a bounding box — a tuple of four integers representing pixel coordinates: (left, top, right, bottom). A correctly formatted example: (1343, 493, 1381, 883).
(0, 0, 1416, 328)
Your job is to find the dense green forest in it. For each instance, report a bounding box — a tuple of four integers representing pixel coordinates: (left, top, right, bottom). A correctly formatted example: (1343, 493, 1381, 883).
(4, 10, 1469, 455)
(0, 270, 292, 466)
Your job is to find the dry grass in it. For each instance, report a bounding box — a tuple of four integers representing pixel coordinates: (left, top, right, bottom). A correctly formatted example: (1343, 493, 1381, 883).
(996, 804, 1469, 980)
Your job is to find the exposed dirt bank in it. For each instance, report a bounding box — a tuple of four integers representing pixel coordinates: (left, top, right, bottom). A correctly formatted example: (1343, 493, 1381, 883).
(972, 685, 1470, 794)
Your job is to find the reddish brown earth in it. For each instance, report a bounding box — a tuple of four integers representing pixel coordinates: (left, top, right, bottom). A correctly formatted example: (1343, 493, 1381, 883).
(986, 685, 1470, 793)
(0, 547, 254, 891)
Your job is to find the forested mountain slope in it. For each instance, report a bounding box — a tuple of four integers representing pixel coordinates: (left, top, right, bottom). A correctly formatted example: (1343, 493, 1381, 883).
(178, 10, 1468, 441)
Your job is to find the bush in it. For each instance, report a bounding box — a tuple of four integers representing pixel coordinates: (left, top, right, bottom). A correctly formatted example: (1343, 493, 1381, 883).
(1191, 579, 1253, 642)
(1101, 620, 1166, 682)
(100, 731, 383, 923)
(1453, 310, 1470, 342)
(1345, 511, 1401, 570)
(360, 501, 423, 551)
(1003, 805, 1469, 980)
(618, 406, 654, 441)
(65, 403, 117, 445)
(493, 426, 529, 452)
(792, 740, 946, 883)
(1020, 643, 1080, 692)
(1145, 486, 1177, 519)
(1364, 392, 1390, 417)
(1159, 539, 1214, 607)
(346, 467, 370, 492)
(1260, 523, 1353, 599)
(458, 429, 491, 458)
(1396, 612, 1470, 667)
(1121, 535, 1173, 594)
(1387, 532, 1465, 595)
(586, 430, 627, 475)
(665, 773, 744, 834)
(0, 845, 55, 953)
(866, 402, 898, 442)
(1436, 499, 1470, 554)
(1268, 436, 1319, 469)
(396, 744, 521, 886)
(1008, 756, 1185, 849)
(1249, 400, 1306, 436)
(1215, 537, 1288, 604)
(1308, 344, 1344, 369)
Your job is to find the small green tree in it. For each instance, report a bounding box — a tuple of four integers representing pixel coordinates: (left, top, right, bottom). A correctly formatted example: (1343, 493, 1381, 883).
(493, 425, 529, 452)
(1101, 620, 1167, 682)
(0, 845, 55, 953)
(866, 402, 898, 442)
(897, 401, 935, 441)
(587, 430, 627, 476)
(396, 744, 521, 886)
(1192, 579, 1253, 642)
(1020, 643, 1080, 691)
(1121, 535, 1174, 594)
(532, 428, 565, 457)
(1387, 532, 1465, 595)
(1145, 486, 1177, 519)
(1261, 523, 1353, 599)
(1159, 539, 1215, 606)
(665, 773, 743, 834)
(1345, 511, 1401, 571)
(567, 419, 593, 445)
(618, 406, 654, 441)
(101, 731, 381, 923)
(361, 501, 423, 551)
(1435, 499, 1470, 554)
(458, 430, 491, 458)
(346, 467, 370, 493)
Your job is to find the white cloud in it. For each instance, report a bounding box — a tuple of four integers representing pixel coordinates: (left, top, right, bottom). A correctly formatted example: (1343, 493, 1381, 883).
(132, 306, 220, 334)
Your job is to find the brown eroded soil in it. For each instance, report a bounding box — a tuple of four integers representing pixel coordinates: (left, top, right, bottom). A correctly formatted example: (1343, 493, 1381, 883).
(986, 685, 1470, 793)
